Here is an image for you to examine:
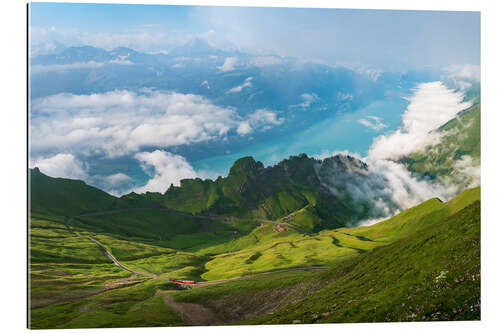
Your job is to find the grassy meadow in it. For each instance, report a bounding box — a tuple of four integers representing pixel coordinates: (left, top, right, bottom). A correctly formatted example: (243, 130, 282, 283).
(29, 184, 480, 327)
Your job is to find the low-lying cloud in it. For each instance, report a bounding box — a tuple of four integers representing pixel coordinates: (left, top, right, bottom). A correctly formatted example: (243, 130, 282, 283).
(218, 57, 237, 72)
(237, 109, 284, 135)
(134, 150, 198, 194)
(367, 81, 476, 210)
(30, 59, 133, 74)
(30, 89, 284, 158)
(228, 77, 252, 93)
(319, 81, 478, 226)
(30, 153, 87, 180)
(369, 81, 472, 161)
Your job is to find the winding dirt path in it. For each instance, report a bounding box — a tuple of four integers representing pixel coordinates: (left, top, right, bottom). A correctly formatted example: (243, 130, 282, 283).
(64, 210, 327, 288)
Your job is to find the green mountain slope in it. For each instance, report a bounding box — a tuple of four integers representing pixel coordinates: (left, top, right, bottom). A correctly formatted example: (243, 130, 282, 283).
(163, 154, 328, 219)
(159, 154, 392, 230)
(195, 187, 479, 280)
(30, 153, 392, 231)
(29, 185, 481, 327)
(243, 200, 480, 324)
(401, 103, 480, 188)
(173, 188, 480, 324)
(29, 167, 121, 216)
(342, 186, 480, 242)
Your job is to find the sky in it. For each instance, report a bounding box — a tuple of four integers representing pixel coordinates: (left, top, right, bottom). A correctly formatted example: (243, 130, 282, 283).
(29, 3, 480, 70)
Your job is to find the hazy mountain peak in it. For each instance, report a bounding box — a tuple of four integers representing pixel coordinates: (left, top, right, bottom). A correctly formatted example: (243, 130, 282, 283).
(170, 38, 219, 56)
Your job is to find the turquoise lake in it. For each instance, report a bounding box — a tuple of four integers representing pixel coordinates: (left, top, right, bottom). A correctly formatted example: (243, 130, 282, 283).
(192, 87, 412, 178)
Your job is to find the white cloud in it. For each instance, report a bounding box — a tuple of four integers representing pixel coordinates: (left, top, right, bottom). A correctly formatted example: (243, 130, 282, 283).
(358, 116, 387, 131)
(318, 81, 478, 227)
(109, 58, 133, 65)
(30, 90, 240, 157)
(90, 172, 135, 196)
(201, 80, 210, 89)
(250, 55, 284, 67)
(444, 64, 480, 82)
(368, 159, 444, 210)
(450, 155, 481, 188)
(368, 81, 472, 161)
(30, 61, 105, 73)
(134, 150, 198, 193)
(289, 93, 320, 110)
(364, 81, 475, 212)
(31, 90, 287, 161)
(313, 149, 363, 161)
(299, 93, 319, 108)
(218, 57, 237, 71)
(237, 121, 252, 135)
(249, 109, 284, 126)
(357, 216, 388, 227)
(227, 77, 252, 93)
(236, 109, 284, 135)
(148, 50, 169, 55)
(31, 58, 133, 74)
(30, 153, 87, 180)
(105, 173, 133, 187)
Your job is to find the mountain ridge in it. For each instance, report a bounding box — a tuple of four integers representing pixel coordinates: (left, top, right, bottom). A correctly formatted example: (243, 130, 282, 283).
(30, 152, 389, 231)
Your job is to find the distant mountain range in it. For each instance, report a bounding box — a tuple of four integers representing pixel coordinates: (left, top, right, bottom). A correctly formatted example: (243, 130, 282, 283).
(29, 41, 440, 141)
(29, 41, 448, 182)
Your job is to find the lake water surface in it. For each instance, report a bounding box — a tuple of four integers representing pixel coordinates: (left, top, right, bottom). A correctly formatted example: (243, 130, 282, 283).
(192, 87, 412, 177)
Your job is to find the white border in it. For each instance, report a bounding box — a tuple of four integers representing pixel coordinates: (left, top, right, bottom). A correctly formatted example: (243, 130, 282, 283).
(1, 0, 499, 332)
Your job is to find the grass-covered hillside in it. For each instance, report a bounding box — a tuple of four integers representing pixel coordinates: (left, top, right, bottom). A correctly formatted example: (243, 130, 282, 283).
(30, 152, 395, 232)
(173, 188, 481, 325)
(181, 187, 479, 281)
(159, 153, 395, 229)
(162, 154, 339, 222)
(242, 200, 480, 324)
(29, 167, 120, 217)
(401, 103, 480, 189)
(29, 167, 165, 217)
(29, 182, 480, 328)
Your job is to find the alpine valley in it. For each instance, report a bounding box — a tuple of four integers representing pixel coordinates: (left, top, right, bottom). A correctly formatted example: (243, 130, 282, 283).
(29, 99, 480, 328)
(28, 5, 481, 328)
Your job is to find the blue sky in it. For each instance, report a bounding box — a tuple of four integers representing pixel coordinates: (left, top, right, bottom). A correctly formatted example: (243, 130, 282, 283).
(30, 3, 193, 33)
(30, 3, 480, 70)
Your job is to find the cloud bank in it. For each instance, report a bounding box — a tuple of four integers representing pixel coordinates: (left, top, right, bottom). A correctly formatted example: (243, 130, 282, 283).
(30, 90, 284, 158)
(368, 81, 472, 161)
(30, 58, 133, 74)
(319, 81, 478, 226)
